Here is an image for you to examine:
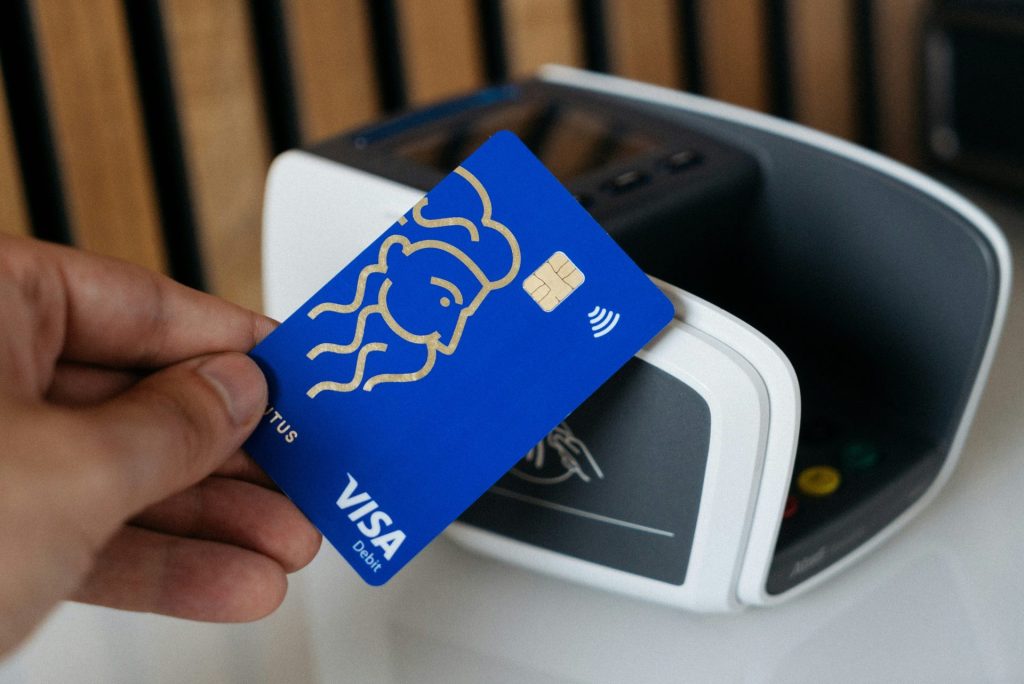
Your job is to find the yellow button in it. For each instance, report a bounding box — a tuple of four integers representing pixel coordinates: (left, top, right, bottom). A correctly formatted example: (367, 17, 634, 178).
(797, 465, 841, 497)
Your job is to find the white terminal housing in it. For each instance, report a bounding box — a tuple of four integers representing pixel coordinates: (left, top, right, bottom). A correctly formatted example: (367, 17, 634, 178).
(262, 67, 1010, 610)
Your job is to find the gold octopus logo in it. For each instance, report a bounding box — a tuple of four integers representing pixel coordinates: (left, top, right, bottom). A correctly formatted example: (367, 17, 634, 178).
(305, 166, 521, 397)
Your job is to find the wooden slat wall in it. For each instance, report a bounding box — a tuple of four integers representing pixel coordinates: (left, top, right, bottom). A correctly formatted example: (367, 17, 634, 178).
(698, 0, 771, 111)
(0, 0, 941, 312)
(875, 0, 928, 165)
(606, 0, 683, 89)
(286, 0, 378, 143)
(503, 0, 583, 78)
(0, 68, 29, 237)
(162, 0, 270, 311)
(788, 0, 858, 139)
(31, 0, 166, 271)
(397, 0, 485, 106)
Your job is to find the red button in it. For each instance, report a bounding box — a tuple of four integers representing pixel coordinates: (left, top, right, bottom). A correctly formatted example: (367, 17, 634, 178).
(784, 495, 799, 519)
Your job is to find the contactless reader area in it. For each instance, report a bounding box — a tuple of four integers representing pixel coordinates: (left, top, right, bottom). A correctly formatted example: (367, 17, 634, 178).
(460, 358, 710, 586)
(307, 79, 1004, 601)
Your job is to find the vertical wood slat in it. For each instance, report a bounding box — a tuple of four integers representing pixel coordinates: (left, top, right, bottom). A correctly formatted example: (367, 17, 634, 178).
(0, 69, 30, 236)
(787, 0, 858, 139)
(32, 0, 166, 271)
(874, 0, 927, 165)
(396, 0, 485, 106)
(503, 0, 584, 78)
(162, 0, 270, 311)
(698, 0, 770, 111)
(285, 0, 378, 143)
(606, 0, 684, 89)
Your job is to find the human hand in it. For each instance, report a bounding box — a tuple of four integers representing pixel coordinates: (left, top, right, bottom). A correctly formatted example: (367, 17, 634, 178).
(0, 236, 321, 657)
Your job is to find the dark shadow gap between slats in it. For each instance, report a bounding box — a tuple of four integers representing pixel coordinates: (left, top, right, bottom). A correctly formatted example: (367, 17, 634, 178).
(366, 0, 407, 113)
(249, 0, 301, 153)
(852, 0, 880, 149)
(0, 0, 73, 244)
(476, 0, 509, 84)
(578, 0, 611, 73)
(123, 0, 206, 290)
(676, 0, 704, 94)
(765, 0, 794, 120)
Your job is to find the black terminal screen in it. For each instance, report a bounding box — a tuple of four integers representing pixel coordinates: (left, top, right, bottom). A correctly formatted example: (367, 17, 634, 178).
(394, 102, 659, 184)
(950, 27, 1024, 161)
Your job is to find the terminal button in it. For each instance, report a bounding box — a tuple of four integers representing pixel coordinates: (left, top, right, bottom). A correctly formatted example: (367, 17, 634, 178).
(797, 465, 841, 497)
(783, 495, 799, 519)
(841, 441, 880, 470)
(663, 149, 702, 171)
(605, 169, 649, 193)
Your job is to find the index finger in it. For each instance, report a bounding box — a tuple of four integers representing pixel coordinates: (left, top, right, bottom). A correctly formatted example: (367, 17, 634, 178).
(16, 237, 277, 367)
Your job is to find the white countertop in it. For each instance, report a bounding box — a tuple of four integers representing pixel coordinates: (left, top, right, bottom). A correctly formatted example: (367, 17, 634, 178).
(3, 186, 1022, 684)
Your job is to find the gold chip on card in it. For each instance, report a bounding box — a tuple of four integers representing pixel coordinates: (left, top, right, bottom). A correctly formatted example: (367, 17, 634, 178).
(522, 251, 585, 312)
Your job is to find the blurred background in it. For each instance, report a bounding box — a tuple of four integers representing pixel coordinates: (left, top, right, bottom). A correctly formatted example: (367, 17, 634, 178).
(3, 2, 1024, 682)
(4, 0, 1020, 312)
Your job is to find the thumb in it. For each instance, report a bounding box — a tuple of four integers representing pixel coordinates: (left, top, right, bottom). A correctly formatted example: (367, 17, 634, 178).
(84, 352, 267, 518)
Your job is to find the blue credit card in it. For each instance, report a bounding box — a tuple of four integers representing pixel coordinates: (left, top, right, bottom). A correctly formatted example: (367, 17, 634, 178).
(245, 131, 674, 585)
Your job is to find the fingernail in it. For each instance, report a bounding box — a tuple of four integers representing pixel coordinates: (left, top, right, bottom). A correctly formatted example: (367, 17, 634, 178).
(197, 353, 267, 426)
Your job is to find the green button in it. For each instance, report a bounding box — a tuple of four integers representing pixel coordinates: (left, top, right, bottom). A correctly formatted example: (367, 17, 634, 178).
(841, 441, 880, 470)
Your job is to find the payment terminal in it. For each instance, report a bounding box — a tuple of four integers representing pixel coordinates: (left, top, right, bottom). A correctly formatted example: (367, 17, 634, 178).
(261, 67, 1010, 610)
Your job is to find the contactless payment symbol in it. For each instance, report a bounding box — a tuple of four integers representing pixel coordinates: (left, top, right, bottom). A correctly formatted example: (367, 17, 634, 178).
(511, 422, 604, 485)
(302, 166, 521, 396)
(588, 306, 620, 338)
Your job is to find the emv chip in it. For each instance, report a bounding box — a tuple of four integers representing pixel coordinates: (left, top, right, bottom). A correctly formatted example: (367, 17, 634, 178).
(523, 251, 585, 312)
